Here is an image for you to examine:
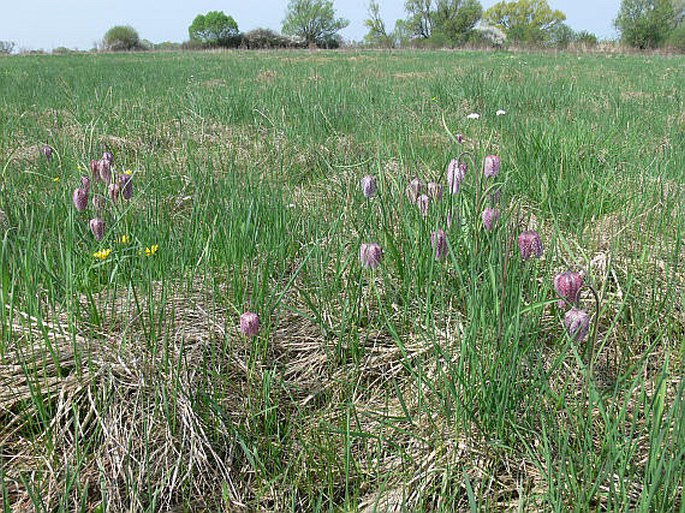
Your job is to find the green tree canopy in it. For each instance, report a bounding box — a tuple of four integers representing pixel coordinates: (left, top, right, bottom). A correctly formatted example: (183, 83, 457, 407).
(103, 26, 142, 51)
(404, 0, 483, 45)
(614, 0, 678, 48)
(363, 0, 395, 47)
(484, 0, 566, 43)
(282, 0, 350, 47)
(188, 11, 240, 47)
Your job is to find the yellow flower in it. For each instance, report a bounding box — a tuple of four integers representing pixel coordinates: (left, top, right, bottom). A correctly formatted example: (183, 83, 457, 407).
(117, 234, 130, 244)
(93, 248, 112, 260)
(52, 176, 60, 182)
(145, 244, 159, 257)
(124, 169, 133, 175)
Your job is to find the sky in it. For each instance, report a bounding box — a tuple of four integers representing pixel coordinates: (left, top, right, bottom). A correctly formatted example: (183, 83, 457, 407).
(0, 0, 621, 51)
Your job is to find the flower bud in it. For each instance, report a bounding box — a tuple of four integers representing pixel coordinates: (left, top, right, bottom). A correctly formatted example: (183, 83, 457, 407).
(98, 159, 111, 183)
(431, 229, 447, 261)
(554, 271, 583, 306)
(41, 145, 53, 161)
(406, 177, 424, 204)
(90, 160, 99, 181)
(481, 208, 499, 230)
(360, 242, 383, 270)
(456, 133, 464, 144)
(427, 181, 442, 201)
(240, 311, 260, 337)
(416, 194, 430, 217)
(564, 308, 590, 342)
(108, 183, 120, 203)
(73, 188, 88, 212)
(447, 160, 466, 194)
(102, 151, 114, 165)
(119, 174, 133, 200)
(81, 176, 91, 192)
(361, 175, 376, 199)
(92, 194, 106, 211)
(518, 231, 544, 260)
(90, 217, 105, 241)
(483, 155, 500, 178)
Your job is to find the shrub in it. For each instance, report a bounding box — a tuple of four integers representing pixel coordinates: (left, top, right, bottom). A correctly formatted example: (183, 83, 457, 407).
(103, 25, 143, 51)
(666, 23, 685, 51)
(0, 40, 15, 55)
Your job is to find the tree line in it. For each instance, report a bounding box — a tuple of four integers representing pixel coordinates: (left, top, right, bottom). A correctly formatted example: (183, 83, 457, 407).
(2, 0, 683, 54)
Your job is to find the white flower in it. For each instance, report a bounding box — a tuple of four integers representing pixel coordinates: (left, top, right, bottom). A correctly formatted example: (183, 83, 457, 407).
(466, 113, 480, 120)
(496, 109, 506, 116)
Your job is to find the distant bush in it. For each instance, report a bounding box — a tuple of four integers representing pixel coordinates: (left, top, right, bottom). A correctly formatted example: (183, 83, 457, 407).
(188, 11, 240, 48)
(103, 25, 143, 51)
(243, 28, 304, 49)
(0, 40, 15, 55)
(154, 41, 182, 51)
(52, 46, 74, 55)
(575, 30, 599, 47)
(666, 24, 685, 51)
(472, 25, 506, 48)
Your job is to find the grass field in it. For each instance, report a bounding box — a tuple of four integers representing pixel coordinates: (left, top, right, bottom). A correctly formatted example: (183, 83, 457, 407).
(0, 49, 684, 512)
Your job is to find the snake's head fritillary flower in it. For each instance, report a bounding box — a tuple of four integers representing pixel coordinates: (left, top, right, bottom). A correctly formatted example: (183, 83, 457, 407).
(481, 208, 499, 231)
(92, 194, 106, 211)
(431, 229, 447, 261)
(361, 175, 376, 199)
(447, 159, 466, 194)
(427, 181, 442, 201)
(81, 176, 91, 192)
(240, 311, 260, 337)
(90, 217, 105, 241)
(360, 242, 383, 270)
(416, 194, 430, 217)
(554, 271, 583, 307)
(73, 188, 88, 212)
(90, 160, 99, 181)
(518, 231, 543, 260)
(41, 145, 53, 161)
(564, 307, 590, 342)
(98, 159, 111, 183)
(102, 151, 114, 165)
(456, 133, 464, 143)
(108, 183, 120, 203)
(483, 155, 500, 178)
(119, 174, 133, 200)
(406, 177, 424, 204)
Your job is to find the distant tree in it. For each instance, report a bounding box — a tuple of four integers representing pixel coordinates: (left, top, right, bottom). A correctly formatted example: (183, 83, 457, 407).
(188, 11, 240, 47)
(404, 0, 482, 45)
(547, 22, 575, 48)
(282, 0, 350, 47)
(614, 0, 677, 48)
(0, 40, 16, 55)
(363, 0, 395, 47)
(484, 0, 566, 44)
(243, 28, 303, 49)
(432, 0, 483, 45)
(103, 25, 142, 51)
(667, 22, 685, 50)
(575, 30, 599, 46)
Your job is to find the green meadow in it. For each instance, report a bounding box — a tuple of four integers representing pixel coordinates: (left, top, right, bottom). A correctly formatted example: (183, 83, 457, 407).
(0, 49, 684, 511)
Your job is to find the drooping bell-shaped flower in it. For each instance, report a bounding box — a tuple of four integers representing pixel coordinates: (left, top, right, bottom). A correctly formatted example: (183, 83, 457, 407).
(416, 194, 430, 217)
(41, 145, 53, 161)
(98, 159, 111, 183)
(240, 311, 260, 337)
(481, 208, 499, 231)
(456, 133, 464, 144)
(90, 217, 105, 241)
(361, 175, 376, 199)
(518, 231, 544, 260)
(427, 181, 442, 201)
(554, 271, 583, 307)
(431, 229, 447, 261)
(108, 183, 120, 203)
(360, 242, 383, 270)
(73, 188, 88, 212)
(90, 160, 99, 181)
(81, 176, 91, 192)
(447, 159, 466, 194)
(406, 177, 424, 204)
(564, 308, 590, 342)
(102, 151, 114, 165)
(119, 174, 133, 200)
(483, 155, 500, 178)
